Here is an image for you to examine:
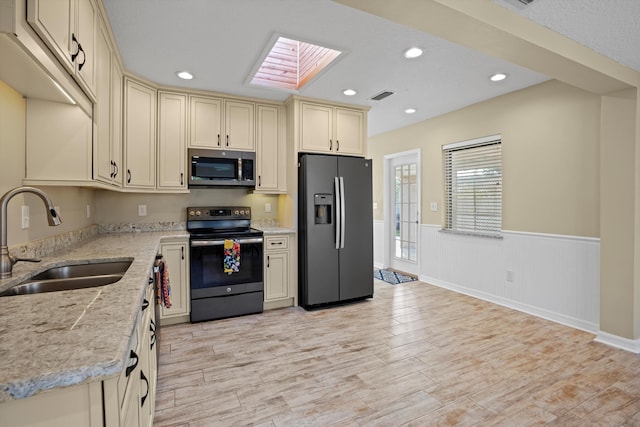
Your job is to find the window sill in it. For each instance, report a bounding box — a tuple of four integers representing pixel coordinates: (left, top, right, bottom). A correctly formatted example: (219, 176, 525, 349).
(438, 229, 503, 239)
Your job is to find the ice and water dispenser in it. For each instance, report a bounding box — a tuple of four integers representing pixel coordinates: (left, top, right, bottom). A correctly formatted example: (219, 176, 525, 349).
(314, 194, 333, 225)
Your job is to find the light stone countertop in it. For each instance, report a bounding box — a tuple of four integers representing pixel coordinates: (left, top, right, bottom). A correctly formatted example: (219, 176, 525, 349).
(0, 231, 188, 403)
(256, 226, 296, 235)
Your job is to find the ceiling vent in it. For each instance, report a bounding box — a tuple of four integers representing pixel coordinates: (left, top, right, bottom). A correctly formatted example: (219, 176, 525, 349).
(370, 90, 394, 101)
(517, 0, 534, 5)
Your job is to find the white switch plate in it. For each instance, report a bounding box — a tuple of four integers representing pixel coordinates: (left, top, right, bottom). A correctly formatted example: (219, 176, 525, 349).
(506, 270, 515, 282)
(430, 202, 438, 212)
(373, 201, 378, 210)
(138, 205, 147, 216)
(265, 202, 271, 213)
(21, 205, 29, 229)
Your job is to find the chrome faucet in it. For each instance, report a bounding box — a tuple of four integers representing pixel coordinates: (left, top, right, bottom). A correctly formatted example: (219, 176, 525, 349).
(1, 187, 62, 278)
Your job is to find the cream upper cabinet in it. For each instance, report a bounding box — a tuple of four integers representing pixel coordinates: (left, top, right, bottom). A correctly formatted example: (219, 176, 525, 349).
(224, 100, 255, 151)
(158, 239, 190, 324)
(94, 18, 122, 187)
(189, 95, 222, 148)
(158, 92, 187, 190)
(298, 100, 367, 156)
(189, 95, 255, 151)
(27, 0, 98, 100)
(255, 104, 286, 193)
(124, 77, 157, 189)
(334, 107, 365, 155)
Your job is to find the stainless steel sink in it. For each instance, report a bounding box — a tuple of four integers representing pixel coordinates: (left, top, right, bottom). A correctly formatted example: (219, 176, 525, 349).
(29, 261, 132, 280)
(1, 260, 132, 296)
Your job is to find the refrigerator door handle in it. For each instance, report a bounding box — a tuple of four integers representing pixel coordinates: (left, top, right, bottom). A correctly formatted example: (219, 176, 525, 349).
(339, 176, 346, 249)
(334, 177, 341, 249)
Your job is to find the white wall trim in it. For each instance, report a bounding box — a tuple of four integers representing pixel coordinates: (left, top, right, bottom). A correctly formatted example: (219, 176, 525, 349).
(420, 274, 599, 334)
(594, 331, 640, 354)
(502, 229, 600, 243)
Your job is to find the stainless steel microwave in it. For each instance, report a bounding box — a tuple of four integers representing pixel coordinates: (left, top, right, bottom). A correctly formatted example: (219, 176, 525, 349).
(188, 149, 255, 188)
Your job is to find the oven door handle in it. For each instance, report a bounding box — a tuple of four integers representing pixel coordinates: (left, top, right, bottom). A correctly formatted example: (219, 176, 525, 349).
(191, 237, 264, 247)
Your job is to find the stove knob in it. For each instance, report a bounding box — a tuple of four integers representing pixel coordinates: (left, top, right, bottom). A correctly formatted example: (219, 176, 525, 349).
(196, 210, 201, 216)
(188, 210, 195, 216)
(234, 210, 239, 215)
(240, 209, 245, 215)
(226, 287, 232, 293)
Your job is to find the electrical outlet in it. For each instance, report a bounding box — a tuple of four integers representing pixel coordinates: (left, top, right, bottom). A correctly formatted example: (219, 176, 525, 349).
(506, 270, 515, 282)
(21, 205, 29, 229)
(86, 205, 91, 218)
(138, 205, 147, 216)
(430, 202, 438, 212)
(265, 202, 271, 213)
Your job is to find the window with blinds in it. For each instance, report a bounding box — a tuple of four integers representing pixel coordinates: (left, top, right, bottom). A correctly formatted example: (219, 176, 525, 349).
(443, 135, 502, 236)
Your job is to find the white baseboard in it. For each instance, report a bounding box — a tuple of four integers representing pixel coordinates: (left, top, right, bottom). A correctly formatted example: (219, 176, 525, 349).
(594, 331, 640, 354)
(420, 274, 599, 334)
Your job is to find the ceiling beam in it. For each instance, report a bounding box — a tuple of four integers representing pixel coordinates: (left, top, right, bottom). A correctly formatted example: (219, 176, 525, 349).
(333, 0, 640, 94)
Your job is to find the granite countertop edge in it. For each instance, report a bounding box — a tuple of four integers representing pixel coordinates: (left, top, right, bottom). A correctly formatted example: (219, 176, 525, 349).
(0, 230, 189, 403)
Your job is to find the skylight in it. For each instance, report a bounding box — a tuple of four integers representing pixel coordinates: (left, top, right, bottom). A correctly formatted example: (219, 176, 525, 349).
(250, 36, 342, 91)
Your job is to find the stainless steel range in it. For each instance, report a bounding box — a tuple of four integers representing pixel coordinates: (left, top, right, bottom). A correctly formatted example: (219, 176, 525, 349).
(187, 206, 264, 322)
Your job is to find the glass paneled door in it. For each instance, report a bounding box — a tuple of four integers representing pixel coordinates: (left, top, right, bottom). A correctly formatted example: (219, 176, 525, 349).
(388, 152, 420, 275)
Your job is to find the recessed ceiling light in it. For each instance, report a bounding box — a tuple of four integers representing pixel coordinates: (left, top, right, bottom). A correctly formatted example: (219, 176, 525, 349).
(403, 47, 423, 59)
(177, 71, 194, 80)
(490, 73, 507, 82)
(342, 89, 357, 96)
(405, 108, 417, 114)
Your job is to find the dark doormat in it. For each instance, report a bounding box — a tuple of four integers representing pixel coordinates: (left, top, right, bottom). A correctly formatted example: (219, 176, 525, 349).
(374, 268, 417, 285)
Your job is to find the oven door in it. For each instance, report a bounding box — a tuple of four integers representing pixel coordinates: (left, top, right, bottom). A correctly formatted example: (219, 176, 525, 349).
(190, 236, 263, 299)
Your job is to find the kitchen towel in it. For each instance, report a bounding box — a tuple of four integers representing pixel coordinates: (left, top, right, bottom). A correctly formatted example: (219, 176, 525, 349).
(156, 259, 172, 308)
(224, 238, 240, 274)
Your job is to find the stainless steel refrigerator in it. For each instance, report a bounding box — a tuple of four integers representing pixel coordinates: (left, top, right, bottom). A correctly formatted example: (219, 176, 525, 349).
(298, 153, 374, 309)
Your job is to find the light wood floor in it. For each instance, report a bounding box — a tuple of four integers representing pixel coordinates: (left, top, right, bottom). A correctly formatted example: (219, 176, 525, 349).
(154, 280, 640, 426)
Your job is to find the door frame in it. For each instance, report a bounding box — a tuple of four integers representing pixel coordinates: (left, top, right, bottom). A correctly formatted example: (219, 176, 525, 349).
(383, 149, 421, 275)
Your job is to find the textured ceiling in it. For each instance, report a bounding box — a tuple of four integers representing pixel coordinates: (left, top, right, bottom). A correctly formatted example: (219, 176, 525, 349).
(102, 0, 637, 137)
(494, 0, 640, 73)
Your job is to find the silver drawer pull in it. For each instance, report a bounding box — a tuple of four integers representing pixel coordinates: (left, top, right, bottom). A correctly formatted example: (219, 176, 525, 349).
(191, 237, 263, 247)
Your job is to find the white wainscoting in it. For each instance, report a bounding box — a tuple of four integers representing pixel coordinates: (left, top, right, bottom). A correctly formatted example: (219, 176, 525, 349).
(374, 221, 600, 333)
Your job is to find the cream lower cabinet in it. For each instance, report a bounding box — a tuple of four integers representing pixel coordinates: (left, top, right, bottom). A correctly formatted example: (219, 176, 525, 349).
(0, 279, 157, 427)
(158, 238, 190, 325)
(105, 277, 157, 427)
(264, 235, 293, 309)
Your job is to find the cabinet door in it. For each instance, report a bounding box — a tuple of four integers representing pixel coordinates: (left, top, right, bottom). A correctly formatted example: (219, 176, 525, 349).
(256, 104, 279, 191)
(158, 92, 187, 189)
(159, 242, 190, 319)
(334, 108, 364, 156)
(75, 0, 97, 97)
(94, 19, 112, 184)
(124, 78, 156, 188)
(27, 0, 74, 72)
(224, 100, 255, 151)
(300, 102, 333, 153)
(111, 60, 123, 186)
(265, 251, 289, 301)
(189, 96, 223, 148)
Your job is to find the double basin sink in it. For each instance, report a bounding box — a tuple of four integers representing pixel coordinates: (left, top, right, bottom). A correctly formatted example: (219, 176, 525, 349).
(1, 260, 133, 296)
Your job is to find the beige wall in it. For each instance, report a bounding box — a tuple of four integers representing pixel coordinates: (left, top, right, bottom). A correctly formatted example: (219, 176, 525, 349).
(369, 79, 601, 238)
(1, 81, 95, 247)
(94, 189, 279, 224)
(599, 88, 638, 339)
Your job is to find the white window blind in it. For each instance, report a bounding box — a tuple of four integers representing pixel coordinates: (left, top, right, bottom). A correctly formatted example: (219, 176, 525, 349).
(443, 136, 502, 236)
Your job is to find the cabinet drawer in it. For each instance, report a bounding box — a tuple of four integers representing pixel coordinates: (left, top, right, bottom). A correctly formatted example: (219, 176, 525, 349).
(265, 236, 288, 250)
